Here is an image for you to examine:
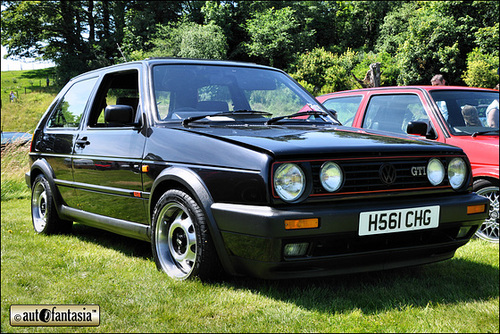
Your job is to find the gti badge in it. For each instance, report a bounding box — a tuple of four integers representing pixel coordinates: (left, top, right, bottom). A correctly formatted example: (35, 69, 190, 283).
(411, 166, 427, 176)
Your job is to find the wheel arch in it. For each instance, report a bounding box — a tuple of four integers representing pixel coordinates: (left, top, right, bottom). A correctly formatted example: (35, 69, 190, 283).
(149, 166, 237, 276)
(29, 159, 66, 215)
(473, 176, 499, 187)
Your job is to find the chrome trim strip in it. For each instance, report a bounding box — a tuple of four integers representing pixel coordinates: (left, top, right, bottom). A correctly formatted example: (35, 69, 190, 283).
(54, 179, 150, 198)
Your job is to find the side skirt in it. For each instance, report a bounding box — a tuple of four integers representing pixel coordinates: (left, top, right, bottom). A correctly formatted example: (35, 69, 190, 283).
(60, 205, 150, 242)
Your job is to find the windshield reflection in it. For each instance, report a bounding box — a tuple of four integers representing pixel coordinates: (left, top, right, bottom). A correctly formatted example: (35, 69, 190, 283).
(430, 90, 499, 135)
(152, 64, 331, 124)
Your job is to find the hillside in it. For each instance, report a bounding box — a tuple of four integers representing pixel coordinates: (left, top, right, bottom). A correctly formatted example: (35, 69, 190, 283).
(1, 68, 59, 132)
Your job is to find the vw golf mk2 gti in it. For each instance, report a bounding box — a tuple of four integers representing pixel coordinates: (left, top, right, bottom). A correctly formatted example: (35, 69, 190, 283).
(27, 59, 489, 280)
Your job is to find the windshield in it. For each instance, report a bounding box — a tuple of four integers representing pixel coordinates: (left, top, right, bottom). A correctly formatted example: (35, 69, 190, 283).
(152, 64, 331, 124)
(430, 90, 499, 136)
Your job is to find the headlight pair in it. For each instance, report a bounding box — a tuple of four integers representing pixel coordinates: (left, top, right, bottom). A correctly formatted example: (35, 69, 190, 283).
(273, 162, 343, 202)
(427, 158, 467, 190)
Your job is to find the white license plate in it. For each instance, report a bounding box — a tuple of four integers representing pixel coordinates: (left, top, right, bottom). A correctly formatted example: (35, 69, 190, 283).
(359, 206, 440, 236)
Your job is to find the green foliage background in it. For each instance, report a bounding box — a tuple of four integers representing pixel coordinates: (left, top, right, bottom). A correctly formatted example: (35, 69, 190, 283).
(1, 1, 498, 92)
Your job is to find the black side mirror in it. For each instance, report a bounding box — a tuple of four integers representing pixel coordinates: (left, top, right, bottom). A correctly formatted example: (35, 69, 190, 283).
(104, 105, 135, 125)
(327, 109, 342, 125)
(407, 121, 437, 140)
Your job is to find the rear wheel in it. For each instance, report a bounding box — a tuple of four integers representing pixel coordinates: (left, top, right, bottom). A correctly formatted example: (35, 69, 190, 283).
(151, 189, 221, 280)
(31, 174, 72, 234)
(473, 179, 499, 243)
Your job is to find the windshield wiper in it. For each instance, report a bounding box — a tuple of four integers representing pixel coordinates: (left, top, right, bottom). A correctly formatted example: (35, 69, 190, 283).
(472, 129, 499, 137)
(265, 111, 332, 125)
(182, 110, 271, 126)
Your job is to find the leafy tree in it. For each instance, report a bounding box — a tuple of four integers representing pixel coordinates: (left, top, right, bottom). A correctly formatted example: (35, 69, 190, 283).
(462, 48, 498, 88)
(244, 6, 314, 68)
(377, 1, 499, 86)
(121, 1, 184, 57)
(145, 21, 228, 60)
(291, 47, 365, 94)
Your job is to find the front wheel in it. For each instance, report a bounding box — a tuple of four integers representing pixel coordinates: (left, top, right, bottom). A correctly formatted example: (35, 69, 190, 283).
(473, 179, 499, 243)
(151, 189, 221, 280)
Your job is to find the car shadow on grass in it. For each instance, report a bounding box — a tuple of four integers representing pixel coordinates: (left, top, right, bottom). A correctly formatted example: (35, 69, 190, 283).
(70, 223, 152, 260)
(68, 223, 498, 314)
(224, 259, 499, 314)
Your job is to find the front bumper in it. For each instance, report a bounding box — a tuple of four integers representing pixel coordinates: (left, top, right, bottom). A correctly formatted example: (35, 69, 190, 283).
(211, 193, 489, 279)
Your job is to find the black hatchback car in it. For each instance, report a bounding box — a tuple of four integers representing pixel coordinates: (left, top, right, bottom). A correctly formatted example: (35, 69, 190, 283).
(27, 58, 489, 280)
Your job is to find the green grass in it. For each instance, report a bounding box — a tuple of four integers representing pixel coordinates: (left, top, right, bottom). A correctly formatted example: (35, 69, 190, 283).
(1, 68, 59, 132)
(1, 198, 498, 333)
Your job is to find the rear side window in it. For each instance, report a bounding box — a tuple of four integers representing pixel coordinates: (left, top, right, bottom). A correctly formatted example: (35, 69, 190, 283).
(322, 96, 362, 126)
(47, 77, 98, 128)
(362, 94, 428, 134)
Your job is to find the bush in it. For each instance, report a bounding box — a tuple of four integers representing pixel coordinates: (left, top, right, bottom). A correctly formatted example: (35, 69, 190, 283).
(462, 48, 499, 88)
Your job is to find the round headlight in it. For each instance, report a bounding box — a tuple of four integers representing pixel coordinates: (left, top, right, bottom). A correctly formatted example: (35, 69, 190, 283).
(320, 162, 343, 192)
(448, 158, 467, 189)
(273, 163, 306, 202)
(427, 158, 445, 186)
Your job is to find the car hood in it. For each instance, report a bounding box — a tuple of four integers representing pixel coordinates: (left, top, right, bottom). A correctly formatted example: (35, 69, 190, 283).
(176, 125, 462, 158)
(446, 135, 499, 169)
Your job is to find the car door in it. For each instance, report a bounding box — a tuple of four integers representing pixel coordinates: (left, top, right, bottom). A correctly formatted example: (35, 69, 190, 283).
(37, 76, 99, 208)
(72, 67, 148, 224)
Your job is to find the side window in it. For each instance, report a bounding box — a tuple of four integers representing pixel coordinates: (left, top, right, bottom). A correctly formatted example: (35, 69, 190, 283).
(362, 94, 428, 134)
(88, 70, 139, 127)
(322, 96, 362, 126)
(47, 77, 98, 128)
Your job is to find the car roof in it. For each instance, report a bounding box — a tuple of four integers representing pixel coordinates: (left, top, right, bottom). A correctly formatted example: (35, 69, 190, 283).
(69, 58, 280, 82)
(317, 86, 498, 99)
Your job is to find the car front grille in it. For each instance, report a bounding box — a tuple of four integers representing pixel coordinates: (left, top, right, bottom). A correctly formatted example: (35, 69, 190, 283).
(310, 156, 451, 197)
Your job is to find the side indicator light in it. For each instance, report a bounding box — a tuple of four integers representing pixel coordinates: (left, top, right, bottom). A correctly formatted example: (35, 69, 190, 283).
(285, 218, 319, 230)
(141, 165, 150, 173)
(467, 204, 486, 214)
(133, 191, 142, 198)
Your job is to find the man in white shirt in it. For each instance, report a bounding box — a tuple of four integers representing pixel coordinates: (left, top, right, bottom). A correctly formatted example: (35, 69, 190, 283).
(431, 74, 448, 120)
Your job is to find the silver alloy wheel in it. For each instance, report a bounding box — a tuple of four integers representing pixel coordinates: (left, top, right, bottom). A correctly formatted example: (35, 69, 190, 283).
(475, 185, 499, 243)
(155, 202, 197, 279)
(32, 180, 48, 233)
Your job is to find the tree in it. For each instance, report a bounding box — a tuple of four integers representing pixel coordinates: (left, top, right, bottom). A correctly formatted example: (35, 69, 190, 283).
(144, 21, 228, 60)
(462, 48, 498, 88)
(376, 1, 499, 86)
(244, 6, 314, 69)
(121, 1, 184, 57)
(1, 1, 129, 83)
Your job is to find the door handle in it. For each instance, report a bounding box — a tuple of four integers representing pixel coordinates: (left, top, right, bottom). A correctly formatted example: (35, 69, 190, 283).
(76, 137, 90, 148)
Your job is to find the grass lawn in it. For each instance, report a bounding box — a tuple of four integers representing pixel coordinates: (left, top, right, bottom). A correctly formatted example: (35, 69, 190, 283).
(1, 195, 498, 333)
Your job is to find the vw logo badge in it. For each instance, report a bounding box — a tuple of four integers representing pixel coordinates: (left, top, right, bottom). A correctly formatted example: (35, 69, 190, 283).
(379, 163, 397, 185)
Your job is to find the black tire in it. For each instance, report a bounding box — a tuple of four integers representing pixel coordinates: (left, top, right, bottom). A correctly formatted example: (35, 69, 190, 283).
(151, 189, 222, 280)
(31, 174, 72, 234)
(473, 179, 499, 243)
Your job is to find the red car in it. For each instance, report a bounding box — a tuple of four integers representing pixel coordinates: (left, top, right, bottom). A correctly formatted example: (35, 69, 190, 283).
(317, 86, 499, 243)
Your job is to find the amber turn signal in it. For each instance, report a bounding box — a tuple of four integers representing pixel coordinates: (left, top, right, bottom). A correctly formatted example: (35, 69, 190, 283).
(285, 218, 319, 230)
(467, 204, 486, 214)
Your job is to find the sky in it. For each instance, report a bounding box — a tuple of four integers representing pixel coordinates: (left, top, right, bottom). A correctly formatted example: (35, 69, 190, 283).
(1, 45, 55, 71)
